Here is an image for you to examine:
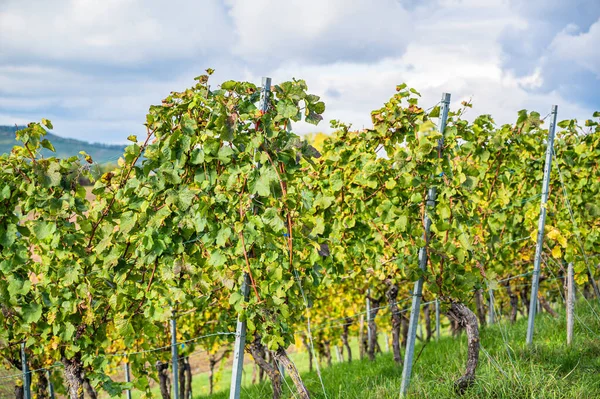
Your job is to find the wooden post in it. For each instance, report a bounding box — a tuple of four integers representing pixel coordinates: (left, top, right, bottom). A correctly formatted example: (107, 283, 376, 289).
(567, 262, 574, 345)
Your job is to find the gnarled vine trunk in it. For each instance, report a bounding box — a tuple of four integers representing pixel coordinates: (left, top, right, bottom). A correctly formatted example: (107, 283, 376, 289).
(474, 289, 486, 327)
(15, 385, 24, 399)
(424, 302, 433, 342)
(385, 284, 403, 363)
(184, 357, 192, 399)
(342, 317, 352, 362)
(358, 315, 366, 359)
(446, 302, 479, 394)
(208, 356, 217, 396)
(324, 340, 332, 367)
(401, 310, 409, 347)
(503, 280, 518, 323)
(249, 337, 282, 399)
(156, 361, 171, 399)
(539, 295, 558, 317)
(520, 286, 530, 316)
(273, 348, 311, 399)
(367, 297, 381, 361)
(62, 356, 84, 399)
(301, 334, 313, 372)
(34, 369, 50, 399)
(179, 357, 186, 399)
(83, 377, 97, 399)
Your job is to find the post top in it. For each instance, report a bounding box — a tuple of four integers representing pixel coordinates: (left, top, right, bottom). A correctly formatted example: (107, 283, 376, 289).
(441, 93, 451, 103)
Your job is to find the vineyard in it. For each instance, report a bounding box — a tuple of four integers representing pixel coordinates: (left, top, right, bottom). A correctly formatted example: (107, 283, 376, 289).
(1, 70, 599, 399)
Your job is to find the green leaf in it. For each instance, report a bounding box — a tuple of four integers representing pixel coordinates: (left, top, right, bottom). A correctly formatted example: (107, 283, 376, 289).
(395, 215, 408, 232)
(0, 185, 10, 200)
(263, 208, 285, 233)
(276, 101, 299, 119)
(311, 217, 325, 236)
(253, 168, 278, 197)
(190, 148, 205, 164)
(216, 227, 232, 247)
(40, 139, 55, 152)
(221, 80, 237, 90)
(178, 188, 196, 210)
(33, 221, 56, 241)
(182, 115, 197, 135)
(22, 303, 42, 323)
(217, 146, 235, 164)
(41, 118, 53, 129)
(208, 250, 226, 267)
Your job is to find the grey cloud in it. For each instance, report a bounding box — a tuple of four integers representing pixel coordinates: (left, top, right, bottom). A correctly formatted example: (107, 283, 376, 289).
(226, 0, 414, 64)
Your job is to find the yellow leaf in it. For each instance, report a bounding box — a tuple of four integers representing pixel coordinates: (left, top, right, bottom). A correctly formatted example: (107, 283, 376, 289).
(551, 246, 562, 259)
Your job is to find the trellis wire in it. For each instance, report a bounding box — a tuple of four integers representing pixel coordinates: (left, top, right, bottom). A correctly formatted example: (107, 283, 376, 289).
(553, 151, 600, 299)
(292, 268, 329, 399)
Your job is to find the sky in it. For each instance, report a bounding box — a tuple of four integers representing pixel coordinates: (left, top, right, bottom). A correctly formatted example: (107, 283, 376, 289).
(0, 0, 599, 144)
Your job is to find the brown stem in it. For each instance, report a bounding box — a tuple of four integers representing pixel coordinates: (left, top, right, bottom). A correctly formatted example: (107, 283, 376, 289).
(474, 289, 487, 327)
(273, 348, 311, 399)
(249, 337, 282, 399)
(385, 284, 403, 363)
(503, 280, 518, 323)
(15, 385, 24, 399)
(301, 334, 313, 372)
(539, 295, 558, 317)
(342, 318, 353, 363)
(184, 358, 192, 399)
(446, 302, 479, 394)
(367, 296, 381, 361)
(424, 302, 433, 342)
(156, 361, 171, 399)
(62, 356, 84, 399)
(178, 357, 186, 399)
(83, 377, 97, 399)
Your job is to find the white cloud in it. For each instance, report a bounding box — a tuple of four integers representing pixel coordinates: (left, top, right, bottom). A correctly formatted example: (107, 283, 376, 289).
(550, 19, 600, 77)
(0, 0, 597, 143)
(225, 0, 412, 63)
(0, 0, 233, 64)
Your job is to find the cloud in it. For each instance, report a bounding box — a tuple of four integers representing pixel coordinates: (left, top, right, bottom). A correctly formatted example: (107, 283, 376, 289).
(225, 0, 413, 64)
(0, 0, 597, 144)
(550, 21, 600, 77)
(0, 0, 234, 66)
(498, 1, 600, 104)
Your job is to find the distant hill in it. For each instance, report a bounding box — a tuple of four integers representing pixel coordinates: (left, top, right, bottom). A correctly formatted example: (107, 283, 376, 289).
(0, 125, 125, 165)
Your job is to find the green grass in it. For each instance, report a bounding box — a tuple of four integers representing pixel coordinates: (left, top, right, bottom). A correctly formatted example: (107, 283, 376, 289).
(193, 300, 600, 399)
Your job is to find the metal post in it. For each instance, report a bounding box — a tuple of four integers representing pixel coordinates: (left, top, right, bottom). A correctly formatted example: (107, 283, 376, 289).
(435, 299, 440, 341)
(229, 274, 251, 399)
(400, 92, 451, 397)
(124, 361, 133, 399)
(526, 105, 558, 346)
(335, 346, 342, 362)
(171, 310, 179, 399)
(47, 370, 55, 399)
(488, 289, 495, 325)
(21, 343, 31, 399)
(229, 77, 271, 399)
(567, 262, 574, 345)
